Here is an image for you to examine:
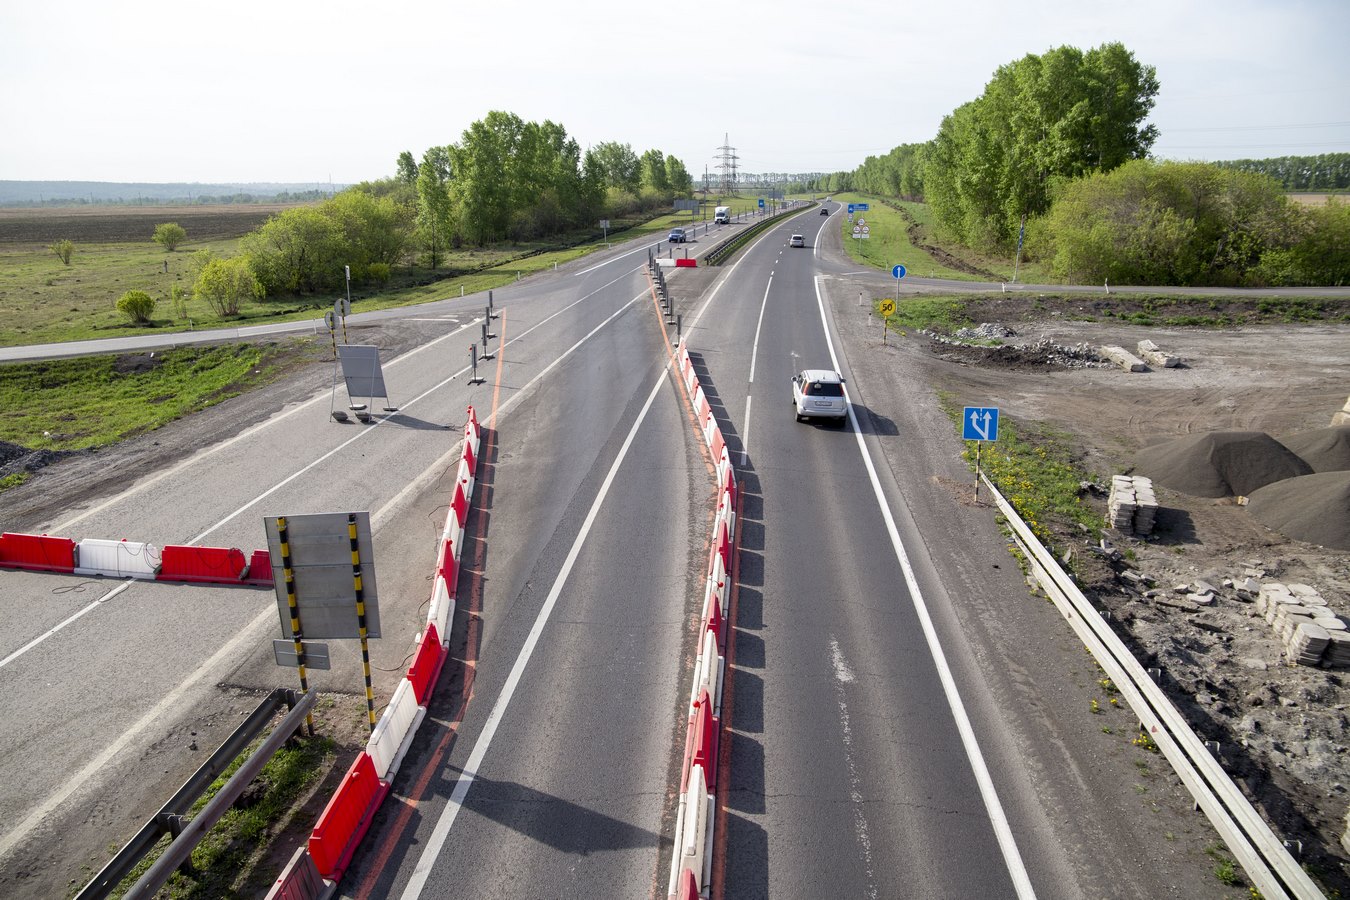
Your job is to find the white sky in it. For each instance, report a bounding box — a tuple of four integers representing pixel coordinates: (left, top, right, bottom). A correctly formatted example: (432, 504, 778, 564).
(2, 0, 1347, 185)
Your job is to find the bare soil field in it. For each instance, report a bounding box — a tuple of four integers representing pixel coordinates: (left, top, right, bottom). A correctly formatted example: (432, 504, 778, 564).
(884, 293, 1350, 890)
(0, 204, 303, 245)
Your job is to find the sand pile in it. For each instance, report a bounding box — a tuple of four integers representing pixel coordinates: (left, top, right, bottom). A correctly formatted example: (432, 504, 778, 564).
(1134, 431, 1313, 498)
(1277, 426, 1350, 473)
(1248, 471, 1350, 550)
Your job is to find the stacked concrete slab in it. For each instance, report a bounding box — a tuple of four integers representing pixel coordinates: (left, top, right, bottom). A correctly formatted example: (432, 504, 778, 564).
(1255, 582, 1350, 667)
(1107, 475, 1159, 535)
(1099, 345, 1147, 372)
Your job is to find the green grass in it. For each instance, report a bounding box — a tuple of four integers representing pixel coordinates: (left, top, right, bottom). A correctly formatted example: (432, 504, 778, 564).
(878, 296, 974, 331)
(0, 343, 314, 451)
(938, 397, 1102, 546)
(107, 731, 336, 899)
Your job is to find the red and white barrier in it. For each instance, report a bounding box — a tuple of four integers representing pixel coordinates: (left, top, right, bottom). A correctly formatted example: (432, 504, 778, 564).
(365, 679, 424, 781)
(74, 538, 160, 579)
(307, 752, 389, 882)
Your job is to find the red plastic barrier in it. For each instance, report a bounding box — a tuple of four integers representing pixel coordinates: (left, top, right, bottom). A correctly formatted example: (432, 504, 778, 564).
(676, 867, 699, 900)
(714, 519, 732, 570)
(462, 430, 477, 476)
(438, 539, 459, 596)
(308, 752, 388, 881)
(157, 545, 247, 584)
(704, 589, 723, 650)
(451, 482, 469, 528)
(244, 549, 274, 584)
(466, 405, 479, 440)
(265, 846, 324, 900)
(710, 430, 725, 464)
(681, 689, 718, 793)
(675, 257, 697, 268)
(406, 623, 447, 705)
(0, 532, 76, 573)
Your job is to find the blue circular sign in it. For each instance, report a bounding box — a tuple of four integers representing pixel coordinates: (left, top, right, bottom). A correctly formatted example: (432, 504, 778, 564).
(892, 264, 907, 279)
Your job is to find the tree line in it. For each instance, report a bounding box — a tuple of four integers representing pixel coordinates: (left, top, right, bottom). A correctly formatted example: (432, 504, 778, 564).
(831, 42, 1349, 287)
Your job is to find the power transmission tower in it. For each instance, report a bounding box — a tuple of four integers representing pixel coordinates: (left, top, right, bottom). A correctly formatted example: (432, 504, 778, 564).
(714, 133, 739, 195)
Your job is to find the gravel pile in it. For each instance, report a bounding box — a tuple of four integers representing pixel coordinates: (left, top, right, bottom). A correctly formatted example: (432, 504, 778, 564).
(953, 322, 1019, 341)
(1276, 426, 1350, 473)
(1248, 471, 1350, 550)
(1133, 430, 1314, 498)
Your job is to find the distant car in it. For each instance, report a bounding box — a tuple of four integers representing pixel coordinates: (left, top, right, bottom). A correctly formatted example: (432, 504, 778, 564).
(790, 234, 805, 248)
(792, 369, 848, 423)
(668, 228, 687, 243)
(820, 207, 830, 215)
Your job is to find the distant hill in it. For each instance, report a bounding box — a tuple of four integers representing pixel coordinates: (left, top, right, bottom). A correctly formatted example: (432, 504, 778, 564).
(0, 180, 347, 206)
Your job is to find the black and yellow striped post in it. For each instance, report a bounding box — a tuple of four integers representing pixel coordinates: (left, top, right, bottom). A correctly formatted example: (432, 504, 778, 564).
(276, 516, 314, 735)
(348, 513, 376, 733)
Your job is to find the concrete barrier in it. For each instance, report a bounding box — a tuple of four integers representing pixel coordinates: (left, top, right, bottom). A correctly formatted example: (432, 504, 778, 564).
(1100, 345, 1147, 372)
(75, 538, 160, 579)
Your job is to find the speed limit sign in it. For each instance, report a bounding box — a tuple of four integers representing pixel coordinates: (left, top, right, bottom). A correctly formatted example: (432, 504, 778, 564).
(879, 299, 896, 316)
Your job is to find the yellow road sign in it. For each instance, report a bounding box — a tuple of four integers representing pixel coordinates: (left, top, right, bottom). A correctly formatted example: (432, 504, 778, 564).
(879, 299, 896, 316)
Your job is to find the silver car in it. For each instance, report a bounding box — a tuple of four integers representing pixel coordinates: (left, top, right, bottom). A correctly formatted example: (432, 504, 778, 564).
(792, 369, 848, 423)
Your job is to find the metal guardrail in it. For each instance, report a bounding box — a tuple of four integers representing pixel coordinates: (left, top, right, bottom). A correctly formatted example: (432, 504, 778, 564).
(982, 470, 1324, 899)
(77, 688, 316, 900)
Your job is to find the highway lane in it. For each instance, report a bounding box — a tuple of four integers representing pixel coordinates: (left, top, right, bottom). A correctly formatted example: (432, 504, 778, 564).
(0, 228, 705, 897)
(678, 211, 1027, 897)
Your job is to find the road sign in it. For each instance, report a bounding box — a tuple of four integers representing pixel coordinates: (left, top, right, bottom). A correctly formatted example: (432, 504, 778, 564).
(264, 511, 381, 639)
(861, 226, 870, 238)
(847, 203, 855, 213)
(892, 264, 907, 279)
(962, 407, 1000, 442)
(758, 198, 765, 208)
(879, 299, 896, 316)
(599, 219, 609, 229)
(852, 225, 861, 237)
(855, 203, 870, 211)
(856, 217, 865, 227)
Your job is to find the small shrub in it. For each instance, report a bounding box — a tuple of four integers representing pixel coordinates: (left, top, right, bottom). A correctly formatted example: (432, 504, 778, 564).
(170, 284, 189, 321)
(116, 290, 157, 325)
(367, 262, 391, 284)
(51, 239, 74, 265)
(153, 222, 188, 251)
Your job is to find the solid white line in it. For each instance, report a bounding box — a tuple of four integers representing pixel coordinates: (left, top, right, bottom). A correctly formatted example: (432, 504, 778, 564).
(812, 276, 1037, 900)
(0, 582, 132, 672)
(746, 275, 772, 385)
(398, 367, 672, 900)
(741, 395, 753, 467)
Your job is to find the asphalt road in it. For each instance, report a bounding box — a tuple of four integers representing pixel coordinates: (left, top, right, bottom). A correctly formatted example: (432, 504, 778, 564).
(1, 202, 1286, 898)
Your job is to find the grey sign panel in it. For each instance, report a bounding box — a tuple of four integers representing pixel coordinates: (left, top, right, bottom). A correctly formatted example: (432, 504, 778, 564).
(673, 199, 698, 211)
(265, 512, 381, 640)
(272, 640, 332, 670)
(337, 344, 388, 403)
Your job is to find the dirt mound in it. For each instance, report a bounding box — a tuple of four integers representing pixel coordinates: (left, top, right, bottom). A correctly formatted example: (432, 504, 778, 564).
(1248, 471, 1350, 549)
(1277, 426, 1350, 473)
(1134, 430, 1314, 497)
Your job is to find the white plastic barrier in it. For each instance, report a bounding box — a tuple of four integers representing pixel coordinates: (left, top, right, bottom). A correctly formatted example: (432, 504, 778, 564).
(457, 457, 475, 499)
(688, 629, 722, 715)
(366, 678, 425, 781)
(426, 574, 454, 643)
(667, 764, 715, 897)
(75, 539, 160, 579)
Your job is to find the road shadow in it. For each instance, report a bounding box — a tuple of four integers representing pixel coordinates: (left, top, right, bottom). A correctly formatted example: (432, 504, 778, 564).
(1147, 506, 1199, 546)
(850, 402, 900, 436)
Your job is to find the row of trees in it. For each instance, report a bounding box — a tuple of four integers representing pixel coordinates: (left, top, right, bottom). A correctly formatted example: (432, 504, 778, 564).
(834, 42, 1347, 286)
(1215, 154, 1350, 191)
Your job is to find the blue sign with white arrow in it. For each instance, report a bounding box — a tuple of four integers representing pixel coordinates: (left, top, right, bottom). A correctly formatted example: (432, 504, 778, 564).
(892, 264, 906, 279)
(847, 203, 855, 213)
(962, 406, 1000, 442)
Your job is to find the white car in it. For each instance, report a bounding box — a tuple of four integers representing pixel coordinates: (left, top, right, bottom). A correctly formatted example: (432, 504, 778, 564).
(789, 234, 805, 247)
(792, 369, 848, 423)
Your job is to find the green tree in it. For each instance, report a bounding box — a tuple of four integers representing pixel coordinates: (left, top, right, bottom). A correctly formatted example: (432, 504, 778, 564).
(194, 257, 263, 316)
(51, 239, 74, 264)
(152, 222, 187, 251)
(417, 145, 454, 267)
(640, 149, 670, 195)
(241, 206, 344, 295)
(115, 290, 156, 324)
(666, 156, 693, 196)
(396, 150, 419, 185)
(451, 111, 523, 244)
(590, 141, 640, 194)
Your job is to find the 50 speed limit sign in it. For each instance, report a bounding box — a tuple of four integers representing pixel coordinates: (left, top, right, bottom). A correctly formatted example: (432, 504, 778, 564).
(879, 299, 896, 316)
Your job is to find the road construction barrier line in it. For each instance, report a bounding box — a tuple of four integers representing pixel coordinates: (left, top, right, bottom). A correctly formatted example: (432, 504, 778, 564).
(406, 623, 447, 706)
(427, 574, 454, 642)
(0, 532, 77, 572)
(450, 482, 470, 530)
(156, 544, 248, 583)
(366, 678, 424, 781)
(307, 751, 388, 882)
(265, 845, 325, 900)
(681, 689, 719, 794)
(74, 538, 160, 579)
(667, 765, 715, 897)
(462, 429, 477, 477)
(456, 458, 474, 500)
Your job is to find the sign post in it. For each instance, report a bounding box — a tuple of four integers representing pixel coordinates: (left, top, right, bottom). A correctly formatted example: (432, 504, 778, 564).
(879, 298, 896, 345)
(962, 406, 1001, 501)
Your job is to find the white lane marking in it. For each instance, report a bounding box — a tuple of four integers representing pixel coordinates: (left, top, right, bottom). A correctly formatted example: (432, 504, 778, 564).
(741, 395, 753, 467)
(812, 276, 1037, 900)
(687, 222, 803, 335)
(746, 275, 772, 385)
(828, 636, 876, 900)
(0, 288, 654, 859)
(0, 582, 132, 672)
(398, 368, 672, 900)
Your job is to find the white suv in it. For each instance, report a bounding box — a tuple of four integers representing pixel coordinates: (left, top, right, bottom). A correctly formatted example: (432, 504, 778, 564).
(792, 369, 848, 423)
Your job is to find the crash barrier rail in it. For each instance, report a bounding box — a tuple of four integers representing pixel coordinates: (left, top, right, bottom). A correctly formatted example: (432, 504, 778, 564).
(77, 689, 315, 900)
(984, 469, 1324, 899)
(268, 406, 484, 898)
(0, 531, 274, 585)
(667, 342, 738, 898)
(702, 202, 817, 267)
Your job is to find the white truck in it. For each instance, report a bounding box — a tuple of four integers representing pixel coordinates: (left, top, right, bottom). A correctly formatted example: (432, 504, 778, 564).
(714, 206, 730, 225)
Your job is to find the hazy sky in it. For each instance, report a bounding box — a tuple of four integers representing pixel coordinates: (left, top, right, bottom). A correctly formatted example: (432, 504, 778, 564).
(3, 0, 1347, 185)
